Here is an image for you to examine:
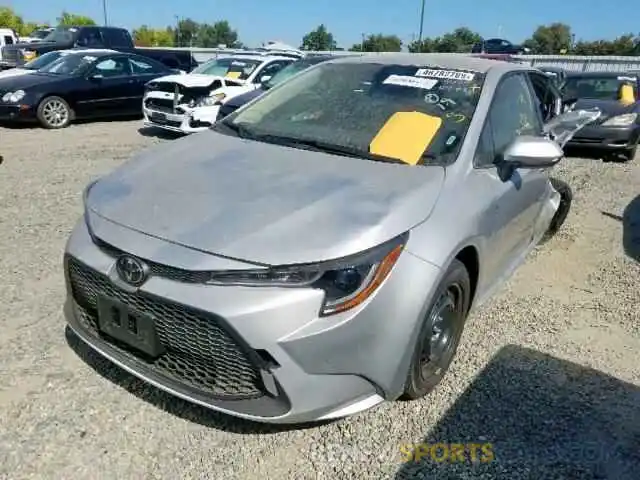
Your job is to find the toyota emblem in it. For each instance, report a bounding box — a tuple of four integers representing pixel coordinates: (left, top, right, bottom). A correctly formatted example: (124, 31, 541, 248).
(115, 255, 149, 286)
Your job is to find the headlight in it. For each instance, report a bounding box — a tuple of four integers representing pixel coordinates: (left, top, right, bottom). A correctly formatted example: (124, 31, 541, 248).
(1, 90, 25, 103)
(602, 113, 638, 127)
(207, 233, 408, 316)
(197, 92, 226, 107)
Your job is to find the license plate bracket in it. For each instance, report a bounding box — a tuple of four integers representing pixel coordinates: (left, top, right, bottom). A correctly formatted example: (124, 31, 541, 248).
(150, 112, 167, 123)
(97, 295, 165, 358)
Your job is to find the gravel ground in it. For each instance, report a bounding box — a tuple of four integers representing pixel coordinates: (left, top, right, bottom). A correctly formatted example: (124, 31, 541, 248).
(1, 121, 639, 480)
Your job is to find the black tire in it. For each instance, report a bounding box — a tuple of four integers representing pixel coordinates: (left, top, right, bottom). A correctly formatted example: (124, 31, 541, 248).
(36, 96, 73, 129)
(401, 259, 471, 400)
(539, 177, 572, 244)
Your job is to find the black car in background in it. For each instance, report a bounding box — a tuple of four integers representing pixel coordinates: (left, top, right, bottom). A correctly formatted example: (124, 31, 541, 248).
(216, 55, 336, 120)
(471, 38, 529, 54)
(561, 71, 640, 161)
(0, 50, 176, 128)
(0, 25, 197, 72)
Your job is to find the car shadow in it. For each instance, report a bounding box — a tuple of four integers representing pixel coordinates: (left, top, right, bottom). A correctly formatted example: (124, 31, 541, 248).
(395, 345, 640, 479)
(601, 194, 640, 262)
(64, 326, 336, 434)
(137, 126, 184, 140)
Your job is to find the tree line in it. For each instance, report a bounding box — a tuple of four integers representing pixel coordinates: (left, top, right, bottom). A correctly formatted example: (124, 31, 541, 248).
(2, 6, 639, 55)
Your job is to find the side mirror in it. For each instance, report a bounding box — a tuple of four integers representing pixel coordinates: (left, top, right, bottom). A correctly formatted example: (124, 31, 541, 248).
(501, 136, 564, 169)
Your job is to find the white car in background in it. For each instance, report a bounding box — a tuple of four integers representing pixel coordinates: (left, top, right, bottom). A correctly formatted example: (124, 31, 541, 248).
(0, 48, 116, 79)
(142, 54, 297, 134)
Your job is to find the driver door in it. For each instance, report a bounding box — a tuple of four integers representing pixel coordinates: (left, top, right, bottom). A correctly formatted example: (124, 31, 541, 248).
(75, 56, 133, 118)
(471, 73, 551, 285)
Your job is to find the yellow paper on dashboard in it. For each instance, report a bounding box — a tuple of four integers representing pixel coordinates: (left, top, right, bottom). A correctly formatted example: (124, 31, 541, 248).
(225, 71, 241, 79)
(619, 84, 635, 105)
(369, 111, 442, 165)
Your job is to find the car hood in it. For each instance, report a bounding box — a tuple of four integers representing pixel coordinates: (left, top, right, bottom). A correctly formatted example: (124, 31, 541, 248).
(224, 87, 265, 108)
(573, 98, 639, 121)
(151, 73, 240, 88)
(86, 131, 445, 265)
(0, 72, 63, 90)
(0, 68, 30, 79)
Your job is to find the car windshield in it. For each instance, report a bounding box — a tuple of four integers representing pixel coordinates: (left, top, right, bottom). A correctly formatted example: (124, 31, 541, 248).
(31, 29, 51, 39)
(23, 51, 62, 70)
(191, 57, 262, 80)
(220, 62, 485, 165)
(42, 26, 77, 43)
(562, 75, 638, 101)
(38, 53, 97, 75)
(263, 60, 321, 89)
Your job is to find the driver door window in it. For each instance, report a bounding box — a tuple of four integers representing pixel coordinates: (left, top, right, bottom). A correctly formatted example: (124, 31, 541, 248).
(91, 57, 131, 78)
(253, 61, 291, 84)
(475, 73, 542, 167)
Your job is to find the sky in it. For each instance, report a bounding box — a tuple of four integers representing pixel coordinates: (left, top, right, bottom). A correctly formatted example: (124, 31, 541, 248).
(6, 0, 639, 48)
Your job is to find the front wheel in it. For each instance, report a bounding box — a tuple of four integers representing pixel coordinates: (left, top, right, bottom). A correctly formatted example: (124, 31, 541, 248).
(37, 96, 73, 129)
(401, 259, 471, 400)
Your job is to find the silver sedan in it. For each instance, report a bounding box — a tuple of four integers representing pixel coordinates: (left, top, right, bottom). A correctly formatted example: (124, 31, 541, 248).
(63, 53, 599, 424)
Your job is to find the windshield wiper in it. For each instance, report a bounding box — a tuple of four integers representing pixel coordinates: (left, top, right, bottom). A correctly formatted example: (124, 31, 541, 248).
(244, 134, 410, 164)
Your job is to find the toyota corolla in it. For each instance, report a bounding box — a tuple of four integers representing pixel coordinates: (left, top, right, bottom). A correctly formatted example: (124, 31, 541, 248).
(63, 54, 599, 424)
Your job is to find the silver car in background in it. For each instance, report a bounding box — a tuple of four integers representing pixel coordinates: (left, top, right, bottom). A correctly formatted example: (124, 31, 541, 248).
(63, 54, 599, 424)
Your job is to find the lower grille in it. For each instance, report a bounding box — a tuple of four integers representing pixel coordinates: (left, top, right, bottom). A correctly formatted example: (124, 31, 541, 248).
(67, 256, 266, 400)
(145, 98, 174, 113)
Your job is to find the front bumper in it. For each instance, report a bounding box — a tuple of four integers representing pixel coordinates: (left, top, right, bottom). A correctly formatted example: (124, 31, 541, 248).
(142, 102, 220, 134)
(63, 219, 441, 424)
(0, 103, 36, 122)
(566, 124, 640, 151)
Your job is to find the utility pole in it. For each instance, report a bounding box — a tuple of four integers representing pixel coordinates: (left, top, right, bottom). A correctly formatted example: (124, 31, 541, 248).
(175, 15, 180, 47)
(361, 33, 365, 52)
(102, 0, 108, 26)
(418, 0, 426, 44)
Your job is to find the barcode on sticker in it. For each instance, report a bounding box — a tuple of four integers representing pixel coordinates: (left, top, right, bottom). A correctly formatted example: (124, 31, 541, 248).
(415, 69, 475, 82)
(383, 75, 438, 90)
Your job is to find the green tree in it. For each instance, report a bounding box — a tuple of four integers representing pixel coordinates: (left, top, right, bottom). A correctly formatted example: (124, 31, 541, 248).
(196, 21, 241, 48)
(133, 26, 175, 47)
(300, 24, 337, 51)
(408, 27, 481, 53)
(57, 11, 96, 26)
(174, 18, 199, 47)
(350, 34, 402, 52)
(0, 6, 24, 33)
(523, 23, 572, 54)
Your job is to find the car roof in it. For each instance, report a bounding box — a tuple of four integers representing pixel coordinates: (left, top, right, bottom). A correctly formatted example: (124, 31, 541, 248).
(62, 48, 117, 54)
(325, 53, 529, 74)
(215, 54, 296, 62)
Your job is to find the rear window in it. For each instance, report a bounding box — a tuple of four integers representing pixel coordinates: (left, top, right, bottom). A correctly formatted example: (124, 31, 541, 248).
(103, 29, 133, 48)
(562, 75, 638, 100)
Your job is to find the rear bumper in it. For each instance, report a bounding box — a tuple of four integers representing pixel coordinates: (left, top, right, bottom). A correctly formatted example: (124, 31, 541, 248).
(566, 125, 640, 150)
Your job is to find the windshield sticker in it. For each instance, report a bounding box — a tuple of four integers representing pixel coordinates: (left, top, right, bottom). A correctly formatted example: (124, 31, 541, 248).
(383, 75, 438, 90)
(415, 68, 475, 82)
(225, 71, 242, 79)
(369, 111, 442, 165)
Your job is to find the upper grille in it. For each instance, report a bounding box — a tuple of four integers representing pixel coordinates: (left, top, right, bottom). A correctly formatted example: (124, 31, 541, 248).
(145, 98, 175, 113)
(94, 237, 211, 284)
(67, 256, 265, 400)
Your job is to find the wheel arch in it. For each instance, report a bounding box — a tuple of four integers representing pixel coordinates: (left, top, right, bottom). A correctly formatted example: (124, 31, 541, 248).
(454, 245, 480, 313)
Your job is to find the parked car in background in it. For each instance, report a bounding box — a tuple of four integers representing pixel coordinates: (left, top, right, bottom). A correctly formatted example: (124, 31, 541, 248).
(0, 48, 116, 79)
(0, 28, 18, 64)
(19, 27, 55, 43)
(64, 54, 600, 424)
(0, 50, 177, 128)
(142, 54, 295, 133)
(216, 54, 337, 120)
(561, 71, 640, 161)
(0, 25, 198, 72)
(471, 38, 530, 55)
